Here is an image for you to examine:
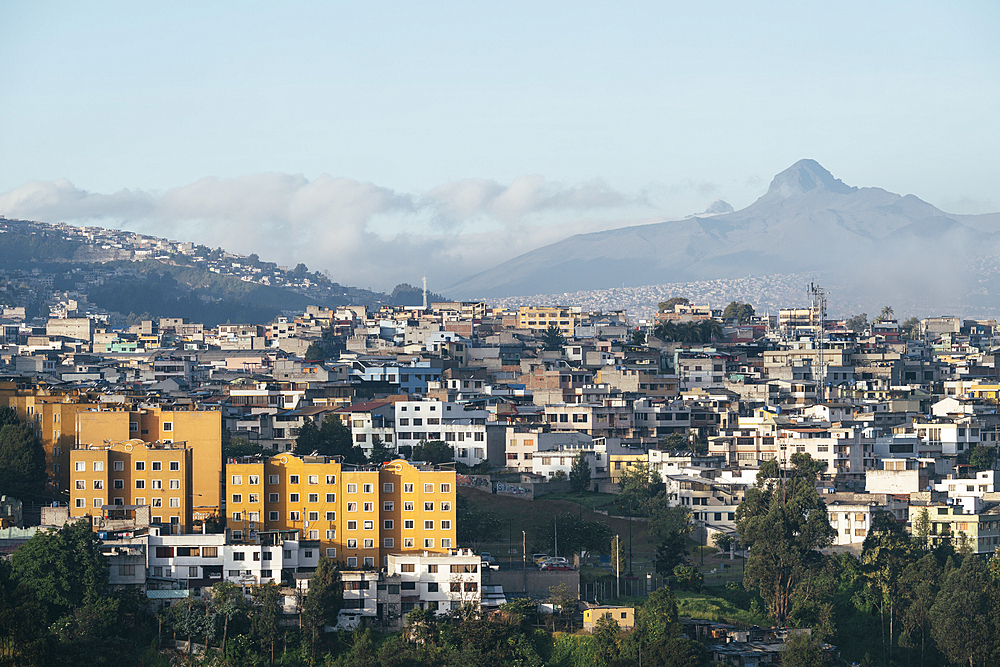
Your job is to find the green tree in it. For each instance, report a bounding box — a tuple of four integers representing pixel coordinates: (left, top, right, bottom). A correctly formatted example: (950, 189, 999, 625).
(912, 507, 931, 549)
(303, 341, 326, 360)
(210, 580, 247, 657)
(569, 452, 591, 494)
(658, 297, 689, 312)
(11, 519, 109, 624)
(968, 445, 996, 471)
(592, 612, 623, 667)
(544, 514, 614, 557)
(456, 493, 503, 551)
(722, 301, 755, 323)
(781, 631, 825, 667)
(250, 582, 282, 665)
(630, 330, 647, 345)
(846, 312, 869, 333)
(0, 415, 47, 501)
(617, 462, 660, 516)
(651, 504, 693, 575)
(861, 511, 916, 665)
(367, 435, 394, 465)
(0, 559, 48, 666)
(653, 321, 677, 342)
(660, 433, 689, 451)
(901, 316, 921, 340)
(898, 553, 940, 667)
(698, 319, 724, 343)
(411, 439, 453, 464)
(712, 532, 733, 554)
(295, 415, 365, 463)
(302, 557, 344, 663)
(735, 454, 835, 625)
(541, 325, 566, 351)
(877, 305, 894, 322)
(929, 552, 999, 667)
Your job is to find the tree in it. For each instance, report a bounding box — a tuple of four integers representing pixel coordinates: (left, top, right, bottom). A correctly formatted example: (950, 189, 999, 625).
(653, 321, 677, 342)
(295, 415, 365, 463)
(210, 581, 247, 657)
(547, 583, 578, 630)
(302, 557, 344, 663)
(735, 454, 835, 625)
(862, 511, 916, 665)
(617, 462, 660, 516)
(250, 582, 282, 665)
(592, 612, 623, 667)
(411, 440, 453, 464)
(630, 330, 646, 345)
(661, 433, 689, 451)
(846, 313, 869, 333)
(722, 301, 755, 323)
(456, 493, 503, 551)
(541, 325, 566, 351)
(901, 316, 921, 340)
(698, 319, 724, 343)
(367, 435, 394, 465)
(569, 452, 591, 494)
(544, 514, 614, 557)
(781, 631, 825, 667)
(651, 504, 693, 575)
(712, 532, 733, 554)
(968, 445, 996, 471)
(929, 552, 999, 667)
(912, 507, 931, 549)
(11, 519, 109, 624)
(658, 297, 689, 312)
(550, 469, 567, 481)
(877, 305, 894, 323)
(0, 415, 47, 501)
(303, 341, 326, 360)
(898, 553, 940, 667)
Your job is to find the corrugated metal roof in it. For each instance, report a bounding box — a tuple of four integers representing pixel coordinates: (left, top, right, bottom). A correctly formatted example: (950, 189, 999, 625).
(146, 589, 190, 599)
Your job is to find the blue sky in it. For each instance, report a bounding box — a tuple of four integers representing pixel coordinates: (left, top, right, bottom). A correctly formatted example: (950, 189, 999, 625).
(1, 1, 998, 290)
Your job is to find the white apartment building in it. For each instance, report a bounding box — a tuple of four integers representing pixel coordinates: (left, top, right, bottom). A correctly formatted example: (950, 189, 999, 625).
(395, 399, 503, 467)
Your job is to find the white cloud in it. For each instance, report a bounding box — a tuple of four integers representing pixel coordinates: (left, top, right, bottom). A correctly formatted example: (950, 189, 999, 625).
(0, 172, 652, 292)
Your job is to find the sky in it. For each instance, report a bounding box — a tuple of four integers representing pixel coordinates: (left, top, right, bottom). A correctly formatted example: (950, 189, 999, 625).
(1, 1, 998, 292)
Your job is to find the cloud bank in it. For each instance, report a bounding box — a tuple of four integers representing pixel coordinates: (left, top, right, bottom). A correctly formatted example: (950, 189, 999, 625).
(0, 174, 654, 292)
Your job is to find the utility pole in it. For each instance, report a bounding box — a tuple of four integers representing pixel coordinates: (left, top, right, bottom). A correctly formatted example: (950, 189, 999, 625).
(614, 534, 621, 599)
(554, 516, 558, 558)
(522, 530, 527, 595)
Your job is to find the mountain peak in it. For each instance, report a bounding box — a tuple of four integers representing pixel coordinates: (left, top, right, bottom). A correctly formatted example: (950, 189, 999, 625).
(702, 199, 734, 215)
(765, 159, 856, 198)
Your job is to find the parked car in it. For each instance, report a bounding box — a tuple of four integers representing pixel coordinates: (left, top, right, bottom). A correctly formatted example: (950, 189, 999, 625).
(538, 556, 568, 569)
(532, 553, 550, 565)
(480, 552, 496, 565)
(540, 561, 573, 571)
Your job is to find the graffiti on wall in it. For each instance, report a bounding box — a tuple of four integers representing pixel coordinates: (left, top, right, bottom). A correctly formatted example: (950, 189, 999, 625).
(494, 482, 531, 497)
(456, 474, 491, 490)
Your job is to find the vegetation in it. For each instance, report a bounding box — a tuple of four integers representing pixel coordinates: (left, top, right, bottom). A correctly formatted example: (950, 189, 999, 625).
(0, 406, 47, 501)
(569, 452, 591, 494)
(652, 319, 723, 344)
(657, 297, 689, 312)
(410, 440, 454, 465)
(541, 324, 567, 351)
(294, 415, 367, 464)
(721, 300, 755, 323)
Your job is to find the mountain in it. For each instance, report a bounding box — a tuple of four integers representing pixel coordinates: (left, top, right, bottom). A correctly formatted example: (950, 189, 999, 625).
(446, 160, 1000, 314)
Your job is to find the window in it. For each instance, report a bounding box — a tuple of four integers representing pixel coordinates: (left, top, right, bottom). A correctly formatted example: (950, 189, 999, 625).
(326, 548, 336, 557)
(326, 475, 336, 484)
(326, 529, 336, 539)
(231, 530, 242, 541)
(347, 557, 358, 568)
(114, 461, 124, 471)
(308, 493, 319, 503)
(135, 480, 145, 489)
(151, 461, 162, 471)
(233, 551, 245, 561)
(232, 494, 242, 504)
(400, 563, 416, 572)
(232, 512, 242, 521)
(404, 483, 414, 493)
(309, 530, 319, 539)
(441, 520, 451, 530)
(383, 483, 394, 493)
(440, 501, 451, 512)
(75, 461, 86, 472)
(93, 480, 104, 490)
(151, 480, 162, 489)
(347, 483, 357, 493)
(93, 461, 103, 472)
(162, 422, 172, 432)
(450, 563, 477, 573)
(364, 539, 374, 549)
(135, 497, 145, 505)
(169, 479, 180, 489)
(404, 520, 415, 529)
(384, 501, 394, 511)
(203, 547, 218, 558)
(289, 475, 299, 484)
(269, 475, 279, 484)
(424, 483, 434, 493)
(384, 520, 394, 530)
(289, 511, 300, 520)
(440, 483, 451, 493)
(424, 502, 434, 512)
(135, 461, 145, 471)
(75, 480, 86, 490)
(424, 520, 434, 530)
(248, 474, 258, 484)
(232, 475, 242, 485)
(347, 539, 358, 548)
(347, 502, 357, 512)
(347, 520, 357, 530)
(289, 493, 300, 503)
(404, 501, 414, 511)
(326, 493, 336, 502)
(441, 538, 451, 548)
(75, 498, 85, 508)
(113, 479, 124, 489)
(308, 475, 318, 485)
(450, 583, 462, 592)
(152, 498, 163, 508)
(305, 511, 317, 521)
(424, 538, 434, 548)
(399, 418, 409, 426)
(427, 582, 439, 592)
(189, 566, 199, 577)
(363, 502, 374, 512)
(326, 511, 336, 521)
(269, 511, 279, 521)
(403, 538, 415, 548)
(269, 493, 279, 503)
(363, 483, 373, 493)
(384, 538, 394, 548)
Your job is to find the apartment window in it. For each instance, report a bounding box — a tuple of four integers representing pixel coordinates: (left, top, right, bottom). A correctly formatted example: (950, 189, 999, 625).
(347, 502, 357, 512)
(424, 520, 434, 530)
(232, 531, 243, 541)
(135, 461, 145, 471)
(75, 480, 85, 490)
(384, 501, 394, 512)
(233, 512, 242, 521)
(364, 520, 374, 530)
(363, 502, 374, 512)
(398, 418, 409, 426)
(269, 475, 279, 484)
(404, 501, 414, 511)
(347, 539, 358, 549)
(424, 538, 434, 548)
(347, 483, 357, 493)
(308, 493, 319, 503)
(326, 475, 336, 484)
(92, 498, 101, 508)
(75, 498, 85, 508)
(135, 497, 145, 505)
(232, 475, 242, 485)
(269, 493, 279, 503)
(203, 547, 218, 558)
(347, 520, 357, 530)
(363, 483, 373, 493)
(309, 530, 319, 539)
(162, 422, 173, 432)
(404, 520, 415, 529)
(269, 511, 279, 521)
(188, 566, 198, 577)
(151, 480, 162, 490)
(249, 475, 258, 484)
(383, 483, 394, 493)
(289, 475, 299, 484)
(403, 538, 415, 548)
(424, 483, 434, 493)
(152, 498, 163, 508)
(326, 493, 336, 502)
(308, 511, 319, 521)
(384, 520, 394, 530)
(424, 502, 434, 512)
(113, 479, 124, 489)
(113, 460, 124, 471)
(289, 511, 300, 520)
(326, 511, 336, 521)
(384, 538, 394, 548)
(404, 483, 414, 493)
(232, 494, 242, 504)
(347, 557, 358, 568)
(308, 475, 319, 485)
(441, 538, 451, 548)
(440, 483, 451, 493)
(440, 501, 451, 512)
(91, 461, 105, 472)
(151, 461, 161, 471)
(290, 493, 300, 503)
(326, 548, 337, 558)
(441, 520, 451, 530)
(364, 539, 374, 549)
(326, 529, 336, 539)
(135, 480, 145, 489)
(75, 461, 85, 472)
(170, 479, 180, 489)
(233, 551, 245, 561)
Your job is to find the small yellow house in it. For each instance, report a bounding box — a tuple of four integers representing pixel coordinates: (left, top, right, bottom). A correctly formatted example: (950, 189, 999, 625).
(583, 606, 635, 632)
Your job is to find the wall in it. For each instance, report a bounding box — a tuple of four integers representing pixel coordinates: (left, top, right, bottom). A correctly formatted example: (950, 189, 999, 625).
(485, 568, 580, 599)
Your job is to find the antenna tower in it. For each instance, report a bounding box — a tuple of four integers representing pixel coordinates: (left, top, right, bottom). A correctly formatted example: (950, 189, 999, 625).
(422, 276, 427, 311)
(807, 282, 827, 390)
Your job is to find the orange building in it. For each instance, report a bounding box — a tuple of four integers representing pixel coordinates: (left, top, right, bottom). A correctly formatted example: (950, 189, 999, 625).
(226, 455, 456, 569)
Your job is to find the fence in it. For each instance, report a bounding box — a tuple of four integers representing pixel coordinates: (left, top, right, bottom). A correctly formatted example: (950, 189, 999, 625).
(582, 573, 670, 602)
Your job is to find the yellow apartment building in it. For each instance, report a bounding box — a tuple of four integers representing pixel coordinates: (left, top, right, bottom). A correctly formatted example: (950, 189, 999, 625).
(69, 439, 193, 533)
(517, 306, 582, 337)
(226, 454, 456, 569)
